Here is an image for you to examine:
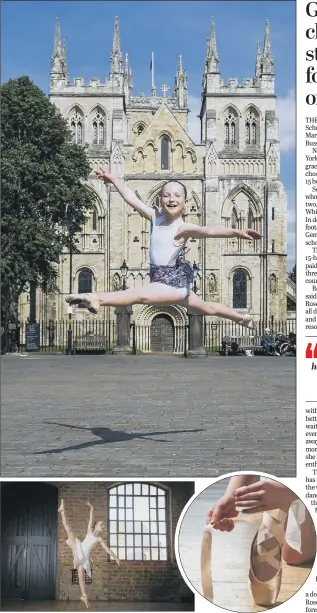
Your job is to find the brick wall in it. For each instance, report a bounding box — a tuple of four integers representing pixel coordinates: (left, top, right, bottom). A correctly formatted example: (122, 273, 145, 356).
(56, 481, 194, 602)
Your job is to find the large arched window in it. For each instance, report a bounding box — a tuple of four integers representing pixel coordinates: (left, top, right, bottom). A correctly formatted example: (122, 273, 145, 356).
(245, 108, 259, 146)
(161, 137, 170, 170)
(78, 268, 93, 294)
(224, 110, 237, 146)
(233, 269, 247, 309)
(108, 483, 168, 561)
(92, 107, 105, 145)
(69, 108, 83, 145)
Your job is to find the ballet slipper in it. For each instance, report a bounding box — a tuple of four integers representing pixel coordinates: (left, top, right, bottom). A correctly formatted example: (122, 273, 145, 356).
(66, 293, 100, 315)
(249, 509, 288, 605)
(58, 499, 64, 513)
(201, 515, 261, 601)
(80, 596, 89, 609)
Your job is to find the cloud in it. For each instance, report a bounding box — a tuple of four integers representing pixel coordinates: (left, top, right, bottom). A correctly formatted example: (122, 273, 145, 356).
(276, 89, 295, 153)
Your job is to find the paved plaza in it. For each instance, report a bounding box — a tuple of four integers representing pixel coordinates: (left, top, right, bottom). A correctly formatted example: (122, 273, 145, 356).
(1, 354, 295, 478)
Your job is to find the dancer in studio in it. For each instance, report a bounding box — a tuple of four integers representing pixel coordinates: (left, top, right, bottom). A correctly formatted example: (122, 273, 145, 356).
(206, 475, 316, 606)
(58, 499, 120, 608)
(66, 170, 262, 328)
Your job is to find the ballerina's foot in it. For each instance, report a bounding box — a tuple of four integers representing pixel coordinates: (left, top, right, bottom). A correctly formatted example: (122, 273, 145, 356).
(58, 499, 64, 513)
(81, 596, 89, 609)
(240, 315, 255, 329)
(65, 293, 100, 315)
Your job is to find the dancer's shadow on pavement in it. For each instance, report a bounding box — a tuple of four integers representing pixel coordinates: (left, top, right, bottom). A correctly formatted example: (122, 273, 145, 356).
(34, 422, 204, 455)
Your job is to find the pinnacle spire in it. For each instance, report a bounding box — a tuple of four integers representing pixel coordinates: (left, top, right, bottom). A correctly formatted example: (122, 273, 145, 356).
(263, 19, 271, 57)
(174, 55, 187, 108)
(209, 17, 218, 59)
(51, 17, 67, 84)
(112, 16, 120, 53)
(205, 17, 219, 74)
(255, 40, 261, 78)
(262, 19, 274, 74)
(111, 16, 123, 73)
(53, 17, 61, 57)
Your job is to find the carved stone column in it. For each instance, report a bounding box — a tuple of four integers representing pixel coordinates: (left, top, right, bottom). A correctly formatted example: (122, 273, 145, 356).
(186, 308, 206, 358)
(112, 306, 133, 355)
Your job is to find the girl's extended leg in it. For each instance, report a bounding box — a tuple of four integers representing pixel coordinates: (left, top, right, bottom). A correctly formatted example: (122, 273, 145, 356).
(184, 292, 254, 327)
(58, 499, 76, 551)
(78, 565, 89, 606)
(66, 283, 185, 313)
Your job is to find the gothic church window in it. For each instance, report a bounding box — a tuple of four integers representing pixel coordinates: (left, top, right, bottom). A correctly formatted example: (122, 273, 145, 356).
(224, 111, 237, 145)
(137, 124, 145, 136)
(233, 269, 247, 309)
(108, 483, 168, 561)
(92, 108, 105, 145)
(78, 268, 93, 294)
(245, 109, 259, 146)
(161, 137, 170, 170)
(70, 108, 83, 145)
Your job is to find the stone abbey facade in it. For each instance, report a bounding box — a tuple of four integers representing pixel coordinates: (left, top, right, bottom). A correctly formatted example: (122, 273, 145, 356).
(22, 17, 292, 337)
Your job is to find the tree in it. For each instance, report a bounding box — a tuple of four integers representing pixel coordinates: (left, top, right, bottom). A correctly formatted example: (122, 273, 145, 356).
(288, 265, 296, 284)
(1, 76, 97, 319)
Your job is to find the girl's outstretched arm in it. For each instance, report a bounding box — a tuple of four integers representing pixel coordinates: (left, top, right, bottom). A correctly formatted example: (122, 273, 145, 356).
(179, 223, 262, 241)
(100, 539, 121, 566)
(86, 501, 94, 532)
(95, 168, 154, 221)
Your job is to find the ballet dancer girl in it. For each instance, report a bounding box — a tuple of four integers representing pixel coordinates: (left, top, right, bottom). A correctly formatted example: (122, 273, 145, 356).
(66, 170, 262, 328)
(206, 475, 316, 606)
(58, 499, 120, 608)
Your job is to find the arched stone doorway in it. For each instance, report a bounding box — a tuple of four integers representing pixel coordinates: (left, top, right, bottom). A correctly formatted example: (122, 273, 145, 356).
(150, 314, 174, 353)
(135, 305, 188, 353)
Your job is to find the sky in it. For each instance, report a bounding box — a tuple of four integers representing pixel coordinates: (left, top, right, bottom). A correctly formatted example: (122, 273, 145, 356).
(2, 0, 295, 268)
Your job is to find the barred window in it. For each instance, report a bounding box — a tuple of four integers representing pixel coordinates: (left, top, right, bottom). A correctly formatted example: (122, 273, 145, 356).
(108, 483, 168, 561)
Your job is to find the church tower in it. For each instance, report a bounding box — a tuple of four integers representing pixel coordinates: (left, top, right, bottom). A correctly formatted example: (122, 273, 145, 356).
(200, 18, 287, 322)
(21, 15, 289, 340)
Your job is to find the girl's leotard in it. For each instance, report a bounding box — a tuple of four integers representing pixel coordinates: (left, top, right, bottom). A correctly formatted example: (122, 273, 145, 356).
(66, 532, 101, 577)
(149, 213, 194, 300)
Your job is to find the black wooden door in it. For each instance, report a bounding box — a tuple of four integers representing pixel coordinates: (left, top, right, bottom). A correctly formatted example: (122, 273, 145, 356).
(1, 483, 57, 599)
(150, 314, 174, 353)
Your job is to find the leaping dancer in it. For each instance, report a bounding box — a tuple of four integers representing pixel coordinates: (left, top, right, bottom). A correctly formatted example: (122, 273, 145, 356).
(66, 170, 262, 327)
(58, 499, 120, 608)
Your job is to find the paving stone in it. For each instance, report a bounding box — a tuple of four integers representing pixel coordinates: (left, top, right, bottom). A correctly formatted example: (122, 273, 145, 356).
(1, 355, 295, 478)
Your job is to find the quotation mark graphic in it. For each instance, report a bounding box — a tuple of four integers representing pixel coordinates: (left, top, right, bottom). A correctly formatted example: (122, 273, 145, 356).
(306, 343, 317, 358)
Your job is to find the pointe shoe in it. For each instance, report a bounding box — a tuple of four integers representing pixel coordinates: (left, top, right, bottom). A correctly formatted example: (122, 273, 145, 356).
(81, 596, 89, 609)
(58, 499, 64, 513)
(66, 293, 100, 315)
(249, 509, 288, 605)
